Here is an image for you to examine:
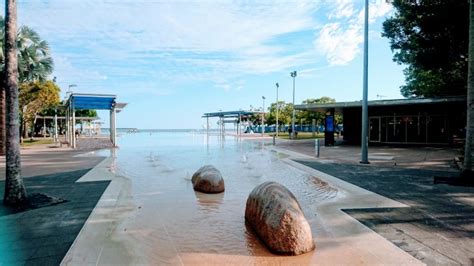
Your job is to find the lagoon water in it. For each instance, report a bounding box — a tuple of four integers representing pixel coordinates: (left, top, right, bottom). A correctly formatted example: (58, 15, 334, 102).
(106, 131, 338, 263)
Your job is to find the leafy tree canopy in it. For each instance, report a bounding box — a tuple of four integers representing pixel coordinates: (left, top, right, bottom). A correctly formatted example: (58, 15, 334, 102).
(39, 107, 98, 118)
(0, 16, 54, 84)
(263, 97, 341, 125)
(19, 81, 60, 132)
(382, 0, 469, 97)
(266, 101, 294, 126)
(297, 97, 336, 124)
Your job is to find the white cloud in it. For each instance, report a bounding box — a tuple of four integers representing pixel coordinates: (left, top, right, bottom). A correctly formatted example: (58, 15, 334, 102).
(315, 22, 363, 65)
(9, 0, 392, 94)
(314, 0, 392, 66)
(12, 0, 324, 91)
(327, 0, 355, 19)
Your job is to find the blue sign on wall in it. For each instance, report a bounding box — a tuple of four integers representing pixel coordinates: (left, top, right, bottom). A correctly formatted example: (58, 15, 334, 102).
(326, 116, 334, 132)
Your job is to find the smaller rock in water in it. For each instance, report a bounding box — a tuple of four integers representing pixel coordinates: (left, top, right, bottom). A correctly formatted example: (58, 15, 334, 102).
(245, 181, 315, 255)
(191, 165, 225, 193)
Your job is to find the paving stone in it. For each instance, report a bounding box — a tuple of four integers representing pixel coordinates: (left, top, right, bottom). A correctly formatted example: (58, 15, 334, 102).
(24, 256, 63, 266)
(0, 169, 110, 264)
(300, 160, 474, 265)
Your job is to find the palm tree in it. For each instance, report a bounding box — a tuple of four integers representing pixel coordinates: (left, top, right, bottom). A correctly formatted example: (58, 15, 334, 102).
(3, 0, 27, 206)
(463, 0, 474, 180)
(16, 26, 54, 83)
(0, 17, 53, 154)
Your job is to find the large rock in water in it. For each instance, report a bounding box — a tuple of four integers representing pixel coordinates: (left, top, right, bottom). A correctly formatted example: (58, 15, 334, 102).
(245, 181, 314, 255)
(191, 165, 225, 193)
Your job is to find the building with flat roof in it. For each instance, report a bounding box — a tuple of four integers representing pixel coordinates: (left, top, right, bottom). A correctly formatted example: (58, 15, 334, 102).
(295, 96, 466, 145)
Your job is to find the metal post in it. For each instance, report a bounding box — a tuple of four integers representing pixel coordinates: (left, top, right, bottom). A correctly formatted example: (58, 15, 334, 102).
(262, 96, 265, 136)
(275, 82, 279, 137)
(54, 110, 58, 143)
(110, 109, 113, 144)
(68, 105, 71, 145)
(65, 107, 68, 143)
(239, 114, 242, 137)
(111, 107, 116, 146)
(360, 0, 370, 164)
(291, 71, 297, 139)
(43, 117, 46, 138)
(315, 139, 320, 157)
(72, 100, 76, 148)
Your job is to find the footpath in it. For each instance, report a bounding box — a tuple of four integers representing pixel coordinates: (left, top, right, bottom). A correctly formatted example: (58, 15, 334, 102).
(277, 139, 474, 265)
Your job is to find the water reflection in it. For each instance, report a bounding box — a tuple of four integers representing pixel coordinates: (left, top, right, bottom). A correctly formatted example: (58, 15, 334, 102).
(194, 191, 225, 212)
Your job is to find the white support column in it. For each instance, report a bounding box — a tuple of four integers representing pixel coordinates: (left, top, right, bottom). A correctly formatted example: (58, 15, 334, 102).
(110, 107, 116, 146)
(43, 117, 46, 138)
(65, 107, 69, 144)
(207, 117, 209, 135)
(239, 115, 242, 137)
(69, 105, 73, 146)
(54, 113, 58, 143)
(72, 101, 76, 148)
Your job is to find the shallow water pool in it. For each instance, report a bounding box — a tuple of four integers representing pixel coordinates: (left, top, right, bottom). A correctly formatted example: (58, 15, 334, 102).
(108, 131, 338, 263)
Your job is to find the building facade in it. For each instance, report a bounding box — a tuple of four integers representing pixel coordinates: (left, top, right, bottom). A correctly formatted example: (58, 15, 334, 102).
(295, 96, 466, 145)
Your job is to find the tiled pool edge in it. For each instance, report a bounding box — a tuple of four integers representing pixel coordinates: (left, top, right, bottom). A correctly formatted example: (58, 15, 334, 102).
(61, 156, 143, 265)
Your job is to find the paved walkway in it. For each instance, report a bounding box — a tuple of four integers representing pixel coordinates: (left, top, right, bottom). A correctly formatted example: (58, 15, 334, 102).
(0, 168, 110, 265)
(276, 139, 474, 265)
(277, 138, 459, 170)
(0, 146, 105, 180)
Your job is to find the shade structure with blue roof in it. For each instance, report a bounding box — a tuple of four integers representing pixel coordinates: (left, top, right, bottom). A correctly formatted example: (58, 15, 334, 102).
(202, 110, 265, 136)
(68, 94, 116, 110)
(65, 93, 124, 148)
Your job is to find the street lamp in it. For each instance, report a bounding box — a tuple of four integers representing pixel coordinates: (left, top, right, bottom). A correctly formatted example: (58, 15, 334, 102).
(262, 96, 266, 136)
(67, 84, 77, 99)
(275, 82, 279, 137)
(290, 71, 297, 139)
(360, 0, 369, 164)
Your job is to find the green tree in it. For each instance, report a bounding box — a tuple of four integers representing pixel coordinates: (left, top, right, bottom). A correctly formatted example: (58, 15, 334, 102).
(3, 0, 27, 206)
(382, 0, 469, 97)
(19, 81, 60, 139)
(297, 97, 336, 126)
(36, 108, 97, 136)
(266, 101, 293, 126)
(0, 17, 53, 154)
(265, 101, 295, 129)
(0, 17, 54, 83)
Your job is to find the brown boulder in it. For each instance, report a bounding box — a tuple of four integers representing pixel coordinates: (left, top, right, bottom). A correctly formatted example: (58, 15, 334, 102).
(191, 165, 225, 193)
(245, 181, 314, 255)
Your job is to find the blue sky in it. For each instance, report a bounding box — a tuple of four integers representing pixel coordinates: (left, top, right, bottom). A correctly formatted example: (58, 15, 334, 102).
(11, 0, 404, 129)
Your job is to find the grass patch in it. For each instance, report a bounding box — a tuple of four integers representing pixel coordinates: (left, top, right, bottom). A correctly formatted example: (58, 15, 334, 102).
(21, 138, 54, 147)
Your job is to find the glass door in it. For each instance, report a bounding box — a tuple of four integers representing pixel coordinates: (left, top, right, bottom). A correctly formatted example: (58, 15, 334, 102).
(369, 117, 381, 142)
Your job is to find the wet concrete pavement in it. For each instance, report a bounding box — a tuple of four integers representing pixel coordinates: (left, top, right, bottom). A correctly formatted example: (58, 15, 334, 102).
(275, 139, 474, 265)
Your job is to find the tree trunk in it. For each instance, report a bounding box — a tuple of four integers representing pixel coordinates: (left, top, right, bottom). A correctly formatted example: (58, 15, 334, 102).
(0, 88, 5, 155)
(3, 0, 27, 206)
(463, 0, 474, 176)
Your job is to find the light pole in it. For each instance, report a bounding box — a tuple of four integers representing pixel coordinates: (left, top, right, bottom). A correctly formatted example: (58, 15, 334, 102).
(67, 84, 77, 100)
(262, 96, 266, 136)
(68, 84, 77, 93)
(290, 71, 297, 139)
(275, 82, 279, 136)
(360, 0, 369, 164)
